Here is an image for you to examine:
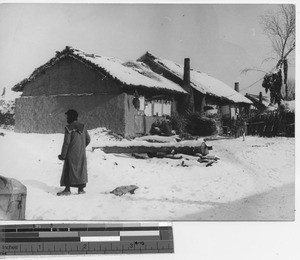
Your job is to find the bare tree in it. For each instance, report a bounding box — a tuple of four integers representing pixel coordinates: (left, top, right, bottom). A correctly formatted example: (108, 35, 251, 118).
(260, 4, 295, 100)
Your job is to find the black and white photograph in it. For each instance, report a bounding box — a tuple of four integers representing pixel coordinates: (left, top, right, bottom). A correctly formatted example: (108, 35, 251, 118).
(0, 2, 296, 224)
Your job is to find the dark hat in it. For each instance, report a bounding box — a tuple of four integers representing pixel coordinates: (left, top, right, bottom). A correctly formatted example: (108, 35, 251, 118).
(65, 109, 78, 120)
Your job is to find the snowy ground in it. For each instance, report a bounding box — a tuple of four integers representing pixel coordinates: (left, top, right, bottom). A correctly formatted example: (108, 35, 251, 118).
(0, 128, 295, 221)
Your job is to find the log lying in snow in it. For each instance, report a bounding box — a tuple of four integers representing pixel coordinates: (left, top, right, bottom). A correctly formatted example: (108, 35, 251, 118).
(148, 153, 183, 159)
(132, 152, 183, 160)
(92, 141, 212, 156)
(134, 135, 180, 143)
(131, 153, 149, 159)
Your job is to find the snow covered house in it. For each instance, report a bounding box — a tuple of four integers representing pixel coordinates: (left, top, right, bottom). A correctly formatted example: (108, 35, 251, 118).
(12, 46, 187, 137)
(138, 52, 252, 121)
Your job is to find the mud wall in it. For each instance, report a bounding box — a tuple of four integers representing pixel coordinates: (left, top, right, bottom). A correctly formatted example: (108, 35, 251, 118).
(22, 57, 122, 96)
(15, 94, 126, 134)
(124, 93, 137, 138)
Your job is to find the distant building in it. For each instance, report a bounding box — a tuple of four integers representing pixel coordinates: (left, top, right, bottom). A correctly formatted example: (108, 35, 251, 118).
(138, 52, 252, 132)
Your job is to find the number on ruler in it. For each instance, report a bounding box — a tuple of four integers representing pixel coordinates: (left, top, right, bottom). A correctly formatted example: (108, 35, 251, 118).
(82, 243, 87, 251)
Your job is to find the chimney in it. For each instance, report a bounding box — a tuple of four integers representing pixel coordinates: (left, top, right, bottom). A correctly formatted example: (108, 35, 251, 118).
(259, 92, 262, 103)
(234, 82, 239, 92)
(178, 58, 194, 114)
(183, 58, 191, 92)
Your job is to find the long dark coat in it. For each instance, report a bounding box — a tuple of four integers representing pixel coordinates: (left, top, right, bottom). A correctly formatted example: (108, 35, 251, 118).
(60, 121, 91, 187)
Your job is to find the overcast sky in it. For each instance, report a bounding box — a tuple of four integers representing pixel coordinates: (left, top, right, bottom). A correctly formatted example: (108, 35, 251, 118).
(0, 3, 296, 98)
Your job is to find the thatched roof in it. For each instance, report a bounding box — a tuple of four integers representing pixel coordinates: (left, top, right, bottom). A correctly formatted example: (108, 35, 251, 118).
(138, 52, 252, 104)
(12, 46, 187, 95)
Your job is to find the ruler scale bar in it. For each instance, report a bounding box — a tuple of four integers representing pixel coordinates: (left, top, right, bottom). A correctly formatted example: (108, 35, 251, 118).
(0, 224, 174, 255)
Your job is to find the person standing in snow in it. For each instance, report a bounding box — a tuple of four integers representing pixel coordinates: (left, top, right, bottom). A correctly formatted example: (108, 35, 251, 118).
(240, 117, 247, 141)
(57, 109, 91, 196)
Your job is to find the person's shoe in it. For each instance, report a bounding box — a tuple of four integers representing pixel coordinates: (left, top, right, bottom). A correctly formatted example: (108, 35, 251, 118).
(57, 190, 71, 196)
(78, 189, 86, 195)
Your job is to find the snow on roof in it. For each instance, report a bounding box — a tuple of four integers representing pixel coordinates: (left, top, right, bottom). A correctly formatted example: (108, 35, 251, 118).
(141, 52, 252, 104)
(71, 48, 186, 94)
(12, 47, 187, 95)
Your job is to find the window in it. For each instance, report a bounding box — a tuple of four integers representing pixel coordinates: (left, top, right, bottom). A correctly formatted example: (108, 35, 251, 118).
(221, 105, 230, 118)
(139, 96, 145, 111)
(153, 102, 162, 116)
(144, 101, 152, 116)
(144, 99, 172, 116)
(162, 101, 171, 116)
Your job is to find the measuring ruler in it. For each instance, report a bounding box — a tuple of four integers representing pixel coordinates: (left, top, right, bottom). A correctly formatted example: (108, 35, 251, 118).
(0, 222, 173, 255)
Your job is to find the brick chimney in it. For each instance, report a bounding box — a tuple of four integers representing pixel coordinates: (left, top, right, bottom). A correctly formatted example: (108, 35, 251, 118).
(234, 82, 239, 92)
(178, 58, 194, 114)
(183, 58, 191, 93)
